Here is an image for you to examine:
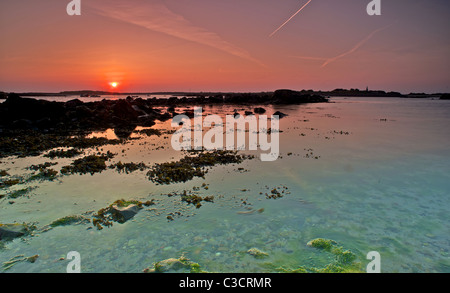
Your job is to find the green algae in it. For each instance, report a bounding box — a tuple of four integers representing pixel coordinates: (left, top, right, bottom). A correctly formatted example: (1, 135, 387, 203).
(49, 215, 90, 228)
(275, 238, 362, 273)
(307, 238, 338, 251)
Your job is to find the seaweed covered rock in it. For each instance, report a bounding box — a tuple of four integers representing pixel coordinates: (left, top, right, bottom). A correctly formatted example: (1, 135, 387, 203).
(247, 248, 269, 259)
(143, 255, 203, 273)
(92, 199, 154, 230)
(306, 238, 338, 251)
(306, 238, 358, 272)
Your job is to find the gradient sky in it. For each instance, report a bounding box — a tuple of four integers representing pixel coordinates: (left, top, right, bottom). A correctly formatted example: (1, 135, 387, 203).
(0, 0, 449, 93)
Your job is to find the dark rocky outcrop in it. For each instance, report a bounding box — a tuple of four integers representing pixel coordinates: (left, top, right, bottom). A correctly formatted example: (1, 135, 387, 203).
(440, 94, 450, 100)
(271, 89, 328, 104)
(0, 223, 34, 241)
(254, 107, 266, 114)
(273, 111, 288, 118)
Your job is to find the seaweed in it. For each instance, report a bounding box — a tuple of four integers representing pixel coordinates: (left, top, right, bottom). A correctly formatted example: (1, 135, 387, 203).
(135, 128, 162, 137)
(28, 162, 57, 171)
(0, 131, 122, 158)
(180, 191, 214, 209)
(60, 152, 115, 175)
(0, 178, 21, 188)
(44, 148, 83, 159)
(49, 215, 90, 228)
(7, 187, 33, 199)
(28, 168, 58, 182)
(147, 150, 254, 184)
(109, 161, 148, 174)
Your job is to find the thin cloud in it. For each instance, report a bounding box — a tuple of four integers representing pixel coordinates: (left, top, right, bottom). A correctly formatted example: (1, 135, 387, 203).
(87, 0, 264, 67)
(270, 0, 313, 37)
(290, 25, 392, 68)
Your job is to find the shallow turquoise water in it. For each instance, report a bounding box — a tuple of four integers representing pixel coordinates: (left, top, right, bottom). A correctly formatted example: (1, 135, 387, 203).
(0, 97, 449, 273)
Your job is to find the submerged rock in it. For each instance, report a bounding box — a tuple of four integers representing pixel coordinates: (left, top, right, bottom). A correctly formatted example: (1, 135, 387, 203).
(0, 223, 34, 241)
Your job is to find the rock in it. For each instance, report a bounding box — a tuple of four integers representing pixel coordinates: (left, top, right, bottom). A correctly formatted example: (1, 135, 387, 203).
(0, 223, 33, 241)
(110, 204, 142, 223)
(272, 89, 328, 104)
(143, 256, 203, 273)
(112, 100, 140, 121)
(440, 94, 450, 100)
(247, 248, 269, 259)
(273, 111, 288, 118)
(254, 107, 266, 114)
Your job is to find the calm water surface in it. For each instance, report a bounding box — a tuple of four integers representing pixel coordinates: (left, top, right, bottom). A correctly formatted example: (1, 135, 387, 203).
(0, 97, 449, 273)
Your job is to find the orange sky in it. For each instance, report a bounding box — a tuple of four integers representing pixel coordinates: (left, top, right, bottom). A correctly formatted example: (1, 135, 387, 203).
(0, 0, 449, 93)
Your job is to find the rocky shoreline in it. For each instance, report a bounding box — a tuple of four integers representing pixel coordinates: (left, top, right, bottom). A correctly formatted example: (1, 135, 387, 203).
(0, 90, 327, 158)
(0, 90, 327, 134)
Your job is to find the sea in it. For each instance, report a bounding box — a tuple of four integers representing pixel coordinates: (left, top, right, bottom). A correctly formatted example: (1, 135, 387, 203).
(0, 96, 449, 273)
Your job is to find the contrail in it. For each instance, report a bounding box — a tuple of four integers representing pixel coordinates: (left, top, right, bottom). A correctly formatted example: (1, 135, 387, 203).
(321, 25, 392, 68)
(270, 0, 313, 37)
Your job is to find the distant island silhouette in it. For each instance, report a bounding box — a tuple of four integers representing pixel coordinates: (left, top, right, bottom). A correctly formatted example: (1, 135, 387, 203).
(1, 88, 447, 100)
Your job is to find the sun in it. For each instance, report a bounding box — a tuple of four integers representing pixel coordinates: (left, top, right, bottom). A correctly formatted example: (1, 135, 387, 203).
(110, 82, 118, 88)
